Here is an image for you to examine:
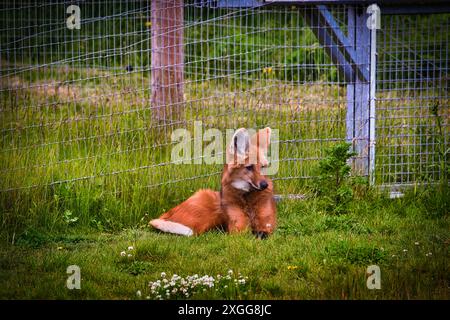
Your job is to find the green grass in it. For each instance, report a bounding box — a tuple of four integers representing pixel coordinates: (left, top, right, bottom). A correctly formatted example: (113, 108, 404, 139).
(0, 187, 448, 300)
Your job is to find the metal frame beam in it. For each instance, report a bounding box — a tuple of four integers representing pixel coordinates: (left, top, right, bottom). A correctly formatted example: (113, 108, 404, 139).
(346, 6, 372, 178)
(302, 5, 369, 82)
(206, 0, 450, 13)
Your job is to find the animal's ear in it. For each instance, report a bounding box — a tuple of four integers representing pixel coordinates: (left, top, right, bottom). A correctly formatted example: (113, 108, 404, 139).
(251, 127, 272, 151)
(230, 128, 250, 159)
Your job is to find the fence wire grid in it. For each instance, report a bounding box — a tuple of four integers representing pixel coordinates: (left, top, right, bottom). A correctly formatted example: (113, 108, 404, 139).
(0, 1, 448, 206)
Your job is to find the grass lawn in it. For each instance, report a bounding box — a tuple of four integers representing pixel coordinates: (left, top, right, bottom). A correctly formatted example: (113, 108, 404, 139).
(1, 187, 448, 300)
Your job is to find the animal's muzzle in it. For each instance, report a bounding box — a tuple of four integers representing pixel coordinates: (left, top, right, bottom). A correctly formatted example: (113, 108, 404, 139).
(259, 180, 268, 190)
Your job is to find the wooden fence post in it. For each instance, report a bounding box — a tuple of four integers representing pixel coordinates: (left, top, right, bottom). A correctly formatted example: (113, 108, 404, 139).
(151, 0, 184, 122)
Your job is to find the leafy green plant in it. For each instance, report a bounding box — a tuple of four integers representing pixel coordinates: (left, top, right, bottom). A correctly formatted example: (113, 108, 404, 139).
(63, 210, 78, 226)
(313, 142, 362, 214)
(320, 215, 372, 234)
(413, 101, 449, 185)
(121, 261, 153, 276)
(16, 229, 53, 248)
(430, 101, 449, 188)
(90, 218, 104, 231)
(325, 241, 387, 265)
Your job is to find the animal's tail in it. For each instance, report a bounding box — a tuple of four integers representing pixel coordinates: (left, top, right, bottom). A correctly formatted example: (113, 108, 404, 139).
(149, 218, 194, 237)
(149, 189, 223, 236)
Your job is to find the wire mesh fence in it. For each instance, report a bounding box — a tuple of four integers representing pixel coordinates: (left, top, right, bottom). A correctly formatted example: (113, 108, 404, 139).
(0, 1, 448, 219)
(376, 13, 449, 188)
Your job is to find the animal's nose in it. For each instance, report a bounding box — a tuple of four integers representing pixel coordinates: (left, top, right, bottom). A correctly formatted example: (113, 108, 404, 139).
(259, 180, 268, 190)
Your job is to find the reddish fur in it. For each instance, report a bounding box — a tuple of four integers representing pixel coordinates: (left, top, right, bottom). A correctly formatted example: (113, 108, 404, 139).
(149, 128, 277, 236)
(220, 163, 276, 234)
(158, 189, 225, 235)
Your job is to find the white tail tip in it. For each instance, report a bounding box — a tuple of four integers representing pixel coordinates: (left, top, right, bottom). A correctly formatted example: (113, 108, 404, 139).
(149, 219, 194, 237)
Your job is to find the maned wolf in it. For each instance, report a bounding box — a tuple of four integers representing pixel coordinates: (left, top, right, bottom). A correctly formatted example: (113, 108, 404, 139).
(149, 127, 276, 239)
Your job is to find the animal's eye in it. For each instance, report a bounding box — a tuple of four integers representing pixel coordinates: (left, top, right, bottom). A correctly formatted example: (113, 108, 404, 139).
(245, 165, 254, 171)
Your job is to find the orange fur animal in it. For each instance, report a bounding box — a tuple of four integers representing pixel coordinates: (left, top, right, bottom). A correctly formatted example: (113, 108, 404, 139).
(149, 127, 276, 239)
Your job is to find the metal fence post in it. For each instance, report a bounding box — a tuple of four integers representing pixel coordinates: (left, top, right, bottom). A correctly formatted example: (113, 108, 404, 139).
(368, 5, 378, 186)
(346, 6, 371, 179)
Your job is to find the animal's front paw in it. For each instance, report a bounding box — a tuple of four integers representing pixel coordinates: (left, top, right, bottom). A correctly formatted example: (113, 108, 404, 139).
(253, 230, 268, 240)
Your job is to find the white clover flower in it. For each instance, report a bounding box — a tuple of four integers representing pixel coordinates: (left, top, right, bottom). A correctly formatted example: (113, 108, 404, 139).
(148, 272, 247, 299)
(136, 290, 141, 297)
(128, 246, 134, 251)
(127, 254, 133, 258)
(120, 251, 126, 257)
